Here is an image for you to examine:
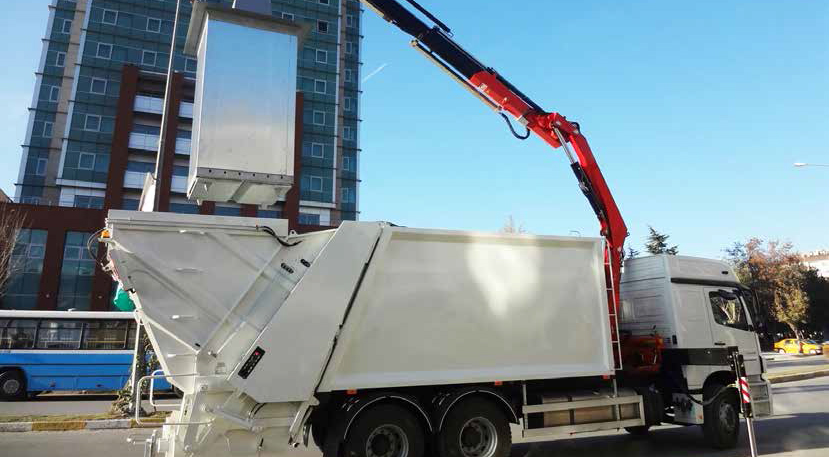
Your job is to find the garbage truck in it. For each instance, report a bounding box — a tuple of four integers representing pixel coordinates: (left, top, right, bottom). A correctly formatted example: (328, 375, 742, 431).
(104, 1, 773, 456)
(103, 212, 772, 457)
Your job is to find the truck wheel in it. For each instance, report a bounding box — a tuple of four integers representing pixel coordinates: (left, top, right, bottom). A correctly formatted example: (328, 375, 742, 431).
(438, 397, 511, 457)
(702, 383, 739, 449)
(0, 370, 26, 400)
(624, 426, 650, 436)
(342, 404, 425, 457)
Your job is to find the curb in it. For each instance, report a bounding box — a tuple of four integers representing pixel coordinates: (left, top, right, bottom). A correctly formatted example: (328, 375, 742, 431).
(768, 369, 829, 384)
(0, 417, 165, 433)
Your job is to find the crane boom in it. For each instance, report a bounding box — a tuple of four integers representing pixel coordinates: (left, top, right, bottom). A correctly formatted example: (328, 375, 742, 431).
(361, 0, 628, 355)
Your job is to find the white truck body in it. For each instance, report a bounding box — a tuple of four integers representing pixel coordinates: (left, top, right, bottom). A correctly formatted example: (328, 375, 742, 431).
(105, 211, 613, 402)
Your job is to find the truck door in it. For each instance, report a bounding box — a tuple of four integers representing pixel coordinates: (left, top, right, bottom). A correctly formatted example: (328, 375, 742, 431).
(704, 288, 762, 375)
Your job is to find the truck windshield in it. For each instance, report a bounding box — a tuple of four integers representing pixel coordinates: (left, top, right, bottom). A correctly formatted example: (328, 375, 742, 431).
(709, 290, 751, 331)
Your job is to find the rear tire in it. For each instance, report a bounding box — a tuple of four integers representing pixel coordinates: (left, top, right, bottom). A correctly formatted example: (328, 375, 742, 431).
(0, 370, 26, 400)
(777, 348, 785, 354)
(702, 383, 739, 449)
(438, 397, 511, 457)
(624, 425, 650, 436)
(342, 403, 425, 457)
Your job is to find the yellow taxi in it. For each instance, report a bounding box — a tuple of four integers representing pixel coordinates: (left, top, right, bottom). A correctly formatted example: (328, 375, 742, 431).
(774, 338, 824, 355)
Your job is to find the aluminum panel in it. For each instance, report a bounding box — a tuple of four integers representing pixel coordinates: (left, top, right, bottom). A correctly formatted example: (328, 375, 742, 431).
(186, 4, 302, 205)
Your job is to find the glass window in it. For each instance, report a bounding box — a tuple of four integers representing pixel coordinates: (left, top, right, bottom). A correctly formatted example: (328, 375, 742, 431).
(121, 198, 140, 210)
(36, 158, 48, 176)
(57, 231, 96, 311)
(314, 80, 326, 94)
(97, 43, 112, 59)
(90, 78, 107, 95)
(346, 41, 355, 55)
(343, 156, 352, 171)
(346, 14, 356, 28)
(0, 320, 37, 349)
(282, 12, 294, 21)
(258, 210, 281, 218)
(341, 187, 354, 203)
(312, 110, 326, 126)
(84, 114, 101, 131)
(709, 290, 749, 331)
(2, 229, 47, 310)
(343, 126, 355, 140)
(74, 195, 104, 209)
(316, 49, 327, 64)
(318, 0, 329, 4)
(185, 58, 197, 73)
(42, 122, 53, 138)
(78, 152, 96, 170)
(102, 9, 118, 25)
(298, 213, 320, 225)
(62, 19, 72, 34)
(317, 20, 329, 33)
(173, 165, 188, 177)
(170, 203, 198, 214)
(214, 206, 241, 216)
(345, 69, 354, 83)
(309, 176, 323, 192)
(126, 161, 155, 173)
(56, 52, 66, 67)
(311, 143, 324, 158)
(36, 320, 83, 349)
(142, 50, 156, 67)
(344, 97, 353, 111)
(147, 17, 161, 32)
(83, 320, 129, 350)
(49, 86, 60, 102)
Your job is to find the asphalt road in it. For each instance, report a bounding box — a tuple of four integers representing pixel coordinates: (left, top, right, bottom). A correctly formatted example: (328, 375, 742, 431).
(1, 376, 826, 457)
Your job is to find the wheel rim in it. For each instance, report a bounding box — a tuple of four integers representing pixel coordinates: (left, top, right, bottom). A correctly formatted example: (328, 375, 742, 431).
(3, 379, 20, 395)
(458, 417, 498, 457)
(366, 424, 409, 457)
(718, 401, 736, 434)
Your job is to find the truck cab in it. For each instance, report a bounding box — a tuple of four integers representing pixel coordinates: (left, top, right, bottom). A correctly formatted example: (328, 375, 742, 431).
(620, 255, 773, 421)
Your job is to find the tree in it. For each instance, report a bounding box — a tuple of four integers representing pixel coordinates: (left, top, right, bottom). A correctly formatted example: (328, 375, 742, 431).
(645, 226, 678, 255)
(624, 246, 641, 260)
(724, 238, 812, 339)
(0, 203, 27, 300)
(500, 215, 526, 234)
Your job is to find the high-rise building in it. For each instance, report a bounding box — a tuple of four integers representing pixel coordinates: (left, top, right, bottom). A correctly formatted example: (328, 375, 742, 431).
(3, 0, 362, 311)
(15, 0, 361, 224)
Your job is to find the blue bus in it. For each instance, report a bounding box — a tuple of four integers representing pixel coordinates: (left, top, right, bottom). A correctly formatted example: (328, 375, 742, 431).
(0, 310, 171, 399)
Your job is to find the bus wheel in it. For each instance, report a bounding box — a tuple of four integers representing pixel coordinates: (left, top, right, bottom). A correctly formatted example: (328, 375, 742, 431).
(0, 370, 26, 400)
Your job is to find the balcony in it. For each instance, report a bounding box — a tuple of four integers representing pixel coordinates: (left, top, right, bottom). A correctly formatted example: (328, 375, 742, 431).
(129, 132, 159, 151)
(179, 102, 194, 118)
(134, 95, 163, 114)
(175, 138, 191, 155)
(171, 175, 188, 193)
(123, 171, 146, 189)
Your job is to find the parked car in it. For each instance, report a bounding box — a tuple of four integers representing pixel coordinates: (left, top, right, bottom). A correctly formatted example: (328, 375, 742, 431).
(773, 338, 824, 355)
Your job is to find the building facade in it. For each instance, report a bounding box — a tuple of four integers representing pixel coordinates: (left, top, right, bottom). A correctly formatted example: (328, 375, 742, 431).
(4, 0, 363, 311)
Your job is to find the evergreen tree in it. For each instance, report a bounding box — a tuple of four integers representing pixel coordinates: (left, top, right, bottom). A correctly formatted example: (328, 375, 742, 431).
(645, 226, 678, 255)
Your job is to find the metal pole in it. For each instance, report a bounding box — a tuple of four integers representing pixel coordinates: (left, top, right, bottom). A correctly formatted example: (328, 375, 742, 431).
(732, 352, 759, 457)
(152, 0, 184, 210)
(129, 319, 145, 411)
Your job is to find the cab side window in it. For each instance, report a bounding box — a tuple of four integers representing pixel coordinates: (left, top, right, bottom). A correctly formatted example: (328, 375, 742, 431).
(709, 291, 749, 331)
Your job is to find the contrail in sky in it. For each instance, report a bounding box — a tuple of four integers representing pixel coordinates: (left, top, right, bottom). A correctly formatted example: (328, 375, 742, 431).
(362, 63, 388, 83)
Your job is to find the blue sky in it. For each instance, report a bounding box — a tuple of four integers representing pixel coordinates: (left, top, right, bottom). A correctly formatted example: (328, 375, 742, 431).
(1, 0, 827, 258)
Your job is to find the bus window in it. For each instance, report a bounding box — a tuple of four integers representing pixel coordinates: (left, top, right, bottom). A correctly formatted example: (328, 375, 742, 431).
(126, 321, 138, 349)
(83, 320, 129, 350)
(1, 320, 37, 349)
(36, 320, 83, 349)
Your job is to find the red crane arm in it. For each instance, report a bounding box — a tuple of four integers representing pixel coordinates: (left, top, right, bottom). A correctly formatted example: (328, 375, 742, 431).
(362, 0, 629, 360)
